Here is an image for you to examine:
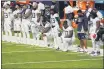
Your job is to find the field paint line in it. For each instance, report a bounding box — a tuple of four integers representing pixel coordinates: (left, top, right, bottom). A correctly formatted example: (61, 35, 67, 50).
(2, 58, 103, 65)
(27, 47, 49, 49)
(2, 44, 49, 50)
(2, 50, 53, 54)
(2, 50, 80, 55)
(66, 52, 79, 54)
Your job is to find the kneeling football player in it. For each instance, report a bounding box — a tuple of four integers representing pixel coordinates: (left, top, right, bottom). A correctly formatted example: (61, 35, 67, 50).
(61, 20, 74, 52)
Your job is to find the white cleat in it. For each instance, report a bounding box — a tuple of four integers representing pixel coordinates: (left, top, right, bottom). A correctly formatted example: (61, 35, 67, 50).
(84, 49, 88, 53)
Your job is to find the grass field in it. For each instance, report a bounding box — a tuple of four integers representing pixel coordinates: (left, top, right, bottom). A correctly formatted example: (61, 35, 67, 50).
(1, 41, 103, 69)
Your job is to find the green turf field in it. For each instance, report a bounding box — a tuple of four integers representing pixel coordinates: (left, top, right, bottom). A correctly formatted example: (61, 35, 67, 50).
(1, 41, 103, 69)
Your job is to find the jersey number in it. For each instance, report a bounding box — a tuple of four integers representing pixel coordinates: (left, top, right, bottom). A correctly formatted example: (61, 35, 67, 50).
(4, 13, 8, 18)
(51, 18, 55, 23)
(65, 31, 69, 36)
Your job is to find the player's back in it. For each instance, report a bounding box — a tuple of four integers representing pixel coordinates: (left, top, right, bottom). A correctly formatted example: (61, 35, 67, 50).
(62, 26, 73, 38)
(50, 13, 59, 27)
(32, 9, 41, 21)
(22, 8, 32, 21)
(13, 9, 21, 20)
(4, 8, 12, 21)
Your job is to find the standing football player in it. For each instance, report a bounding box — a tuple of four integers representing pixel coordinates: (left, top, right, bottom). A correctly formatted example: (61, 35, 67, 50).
(50, 8, 60, 49)
(91, 9, 103, 56)
(89, 11, 100, 55)
(31, 2, 41, 45)
(21, 4, 32, 44)
(13, 4, 22, 43)
(3, 1, 13, 42)
(64, 1, 74, 26)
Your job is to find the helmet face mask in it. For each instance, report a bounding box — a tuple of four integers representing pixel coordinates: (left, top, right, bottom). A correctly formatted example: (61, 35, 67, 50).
(50, 9, 54, 15)
(63, 21, 68, 29)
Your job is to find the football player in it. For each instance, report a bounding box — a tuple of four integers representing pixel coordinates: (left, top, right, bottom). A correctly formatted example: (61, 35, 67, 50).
(21, 4, 32, 44)
(95, 18, 104, 56)
(64, 1, 74, 26)
(31, 2, 41, 45)
(12, 4, 22, 43)
(89, 11, 100, 56)
(61, 20, 74, 52)
(41, 21, 52, 47)
(3, 1, 13, 42)
(50, 8, 60, 49)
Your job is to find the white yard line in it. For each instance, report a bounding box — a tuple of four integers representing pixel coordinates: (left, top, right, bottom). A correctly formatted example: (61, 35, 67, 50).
(2, 50, 53, 54)
(2, 58, 103, 65)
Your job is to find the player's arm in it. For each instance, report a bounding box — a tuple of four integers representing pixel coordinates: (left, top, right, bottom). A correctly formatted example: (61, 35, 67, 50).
(9, 10, 14, 21)
(37, 12, 41, 23)
(55, 17, 60, 26)
(96, 20, 100, 32)
(1, 9, 4, 22)
(23, 9, 32, 19)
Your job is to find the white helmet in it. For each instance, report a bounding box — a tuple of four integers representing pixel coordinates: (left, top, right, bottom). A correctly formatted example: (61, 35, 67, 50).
(32, 2, 38, 8)
(3, 1, 10, 8)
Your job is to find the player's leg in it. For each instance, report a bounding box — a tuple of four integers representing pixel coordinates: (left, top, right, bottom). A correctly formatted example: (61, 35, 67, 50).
(95, 29, 104, 55)
(26, 22, 31, 44)
(82, 39, 87, 52)
(7, 22, 12, 42)
(4, 23, 8, 41)
(62, 38, 68, 51)
(42, 33, 48, 47)
(90, 34, 96, 54)
(31, 24, 37, 40)
(80, 33, 87, 52)
(77, 33, 84, 52)
(53, 27, 59, 49)
(57, 36, 63, 50)
(68, 32, 75, 50)
(25, 24, 30, 39)
(21, 23, 26, 44)
(53, 36, 59, 49)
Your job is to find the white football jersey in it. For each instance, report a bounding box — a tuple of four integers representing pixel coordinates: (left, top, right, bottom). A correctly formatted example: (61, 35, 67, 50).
(31, 9, 41, 22)
(4, 8, 12, 21)
(64, 5, 73, 14)
(22, 9, 32, 21)
(13, 9, 21, 20)
(50, 13, 59, 28)
(89, 17, 100, 33)
(62, 26, 73, 38)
